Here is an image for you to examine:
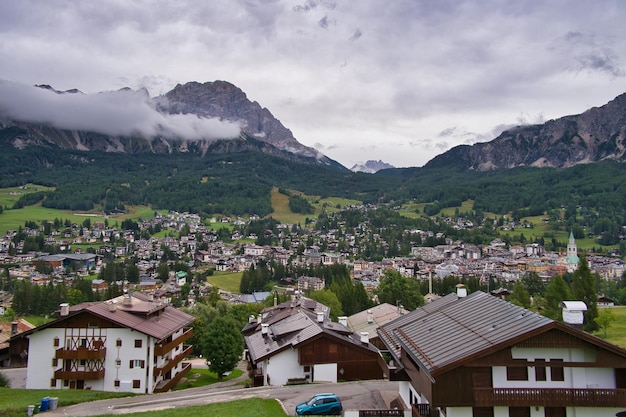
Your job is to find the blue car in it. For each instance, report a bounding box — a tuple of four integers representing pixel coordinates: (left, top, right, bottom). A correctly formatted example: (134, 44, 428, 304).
(295, 393, 343, 415)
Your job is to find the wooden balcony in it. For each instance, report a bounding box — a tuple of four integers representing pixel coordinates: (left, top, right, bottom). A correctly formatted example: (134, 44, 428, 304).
(153, 362, 191, 393)
(154, 345, 193, 377)
(474, 387, 626, 408)
(54, 369, 105, 380)
(55, 347, 106, 360)
(155, 328, 193, 356)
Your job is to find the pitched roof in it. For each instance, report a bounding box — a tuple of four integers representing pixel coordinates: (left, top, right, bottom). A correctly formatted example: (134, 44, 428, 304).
(347, 303, 408, 337)
(392, 292, 552, 376)
(245, 303, 378, 363)
(0, 319, 36, 349)
(386, 292, 626, 380)
(15, 293, 195, 342)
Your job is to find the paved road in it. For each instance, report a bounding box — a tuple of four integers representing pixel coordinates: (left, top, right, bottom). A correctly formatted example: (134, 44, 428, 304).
(5, 362, 398, 416)
(43, 380, 398, 416)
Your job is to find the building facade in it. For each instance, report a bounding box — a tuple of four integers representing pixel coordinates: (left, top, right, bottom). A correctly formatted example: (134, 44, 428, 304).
(21, 293, 194, 393)
(378, 290, 626, 417)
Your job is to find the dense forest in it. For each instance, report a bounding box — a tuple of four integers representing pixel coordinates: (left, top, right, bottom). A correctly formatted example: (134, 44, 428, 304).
(2, 139, 626, 247)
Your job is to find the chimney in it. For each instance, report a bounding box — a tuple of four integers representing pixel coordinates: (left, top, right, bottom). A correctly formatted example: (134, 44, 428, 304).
(456, 284, 467, 298)
(261, 323, 269, 337)
(257, 314, 262, 324)
(360, 332, 369, 344)
(274, 294, 277, 307)
(338, 316, 348, 326)
(560, 301, 586, 330)
(108, 301, 117, 312)
(367, 309, 373, 324)
(59, 303, 70, 316)
(123, 293, 132, 306)
(249, 315, 256, 324)
(317, 311, 324, 323)
(11, 321, 18, 336)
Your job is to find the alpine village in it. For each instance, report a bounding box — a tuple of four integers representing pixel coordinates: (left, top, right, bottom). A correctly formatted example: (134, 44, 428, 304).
(3, 81, 626, 417)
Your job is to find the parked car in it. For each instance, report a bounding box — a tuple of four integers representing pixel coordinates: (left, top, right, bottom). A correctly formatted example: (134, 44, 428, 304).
(295, 393, 343, 415)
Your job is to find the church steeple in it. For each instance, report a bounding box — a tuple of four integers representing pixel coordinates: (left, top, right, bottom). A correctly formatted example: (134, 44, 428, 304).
(567, 230, 579, 266)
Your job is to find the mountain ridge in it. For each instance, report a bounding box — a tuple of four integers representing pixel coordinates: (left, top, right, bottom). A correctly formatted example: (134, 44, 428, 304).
(425, 92, 626, 170)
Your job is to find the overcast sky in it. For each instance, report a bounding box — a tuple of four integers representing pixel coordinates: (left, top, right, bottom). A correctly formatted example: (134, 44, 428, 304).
(1, 1, 626, 168)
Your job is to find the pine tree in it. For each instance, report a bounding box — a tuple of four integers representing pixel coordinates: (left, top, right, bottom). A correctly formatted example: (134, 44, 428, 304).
(571, 257, 599, 332)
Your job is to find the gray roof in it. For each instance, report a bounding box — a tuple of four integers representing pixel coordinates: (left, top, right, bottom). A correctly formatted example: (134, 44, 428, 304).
(245, 304, 379, 363)
(347, 303, 408, 337)
(380, 291, 553, 377)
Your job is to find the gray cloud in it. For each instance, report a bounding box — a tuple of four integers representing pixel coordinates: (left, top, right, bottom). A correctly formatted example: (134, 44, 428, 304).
(0, 80, 241, 140)
(1, 1, 625, 168)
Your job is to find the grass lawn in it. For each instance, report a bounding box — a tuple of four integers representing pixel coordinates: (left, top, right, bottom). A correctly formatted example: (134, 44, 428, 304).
(596, 306, 626, 348)
(0, 387, 134, 417)
(93, 398, 287, 417)
(172, 367, 245, 390)
(207, 271, 243, 293)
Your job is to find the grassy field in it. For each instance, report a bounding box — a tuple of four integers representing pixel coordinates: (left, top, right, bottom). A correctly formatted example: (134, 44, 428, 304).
(268, 187, 360, 224)
(0, 183, 166, 234)
(93, 398, 287, 417)
(597, 306, 626, 348)
(207, 271, 243, 293)
(172, 367, 244, 390)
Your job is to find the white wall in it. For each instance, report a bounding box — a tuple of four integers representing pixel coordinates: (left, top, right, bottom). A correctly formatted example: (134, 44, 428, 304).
(265, 348, 302, 386)
(26, 326, 156, 394)
(314, 363, 337, 383)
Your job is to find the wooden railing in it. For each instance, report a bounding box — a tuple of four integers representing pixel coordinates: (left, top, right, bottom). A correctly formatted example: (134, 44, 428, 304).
(360, 410, 404, 417)
(154, 345, 193, 377)
(474, 387, 626, 407)
(54, 369, 105, 380)
(411, 404, 431, 417)
(153, 362, 191, 393)
(154, 328, 193, 356)
(55, 347, 106, 360)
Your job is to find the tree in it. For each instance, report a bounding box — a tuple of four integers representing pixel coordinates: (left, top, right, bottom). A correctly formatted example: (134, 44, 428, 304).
(375, 270, 424, 311)
(594, 308, 616, 338)
(509, 281, 531, 309)
(542, 275, 572, 321)
(201, 316, 244, 380)
(309, 289, 344, 321)
(571, 257, 599, 332)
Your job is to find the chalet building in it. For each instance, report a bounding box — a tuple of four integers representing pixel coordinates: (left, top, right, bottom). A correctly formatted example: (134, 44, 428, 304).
(0, 319, 36, 367)
(243, 296, 385, 387)
(18, 293, 194, 393)
(377, 290, 626, 417)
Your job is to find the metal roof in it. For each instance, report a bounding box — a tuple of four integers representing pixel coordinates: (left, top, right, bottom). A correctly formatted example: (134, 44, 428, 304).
(392, 291, 552, 376)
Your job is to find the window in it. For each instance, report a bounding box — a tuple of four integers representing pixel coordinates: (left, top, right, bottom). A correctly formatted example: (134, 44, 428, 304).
(545, 407, 566, 417)
(114, 379, 120, 387)
(53, 337, 59, 347)
(130, 360, 145, 369)
(88, 321, 98, 328)
(115, 359, 121, 367)
(473, 408, 494, 417)
(508, 407, 530, 417)
(535, 359, 546, 381)
(116, 339, 122, 347)
(50, 379, 57, 388)
(80, 338, 87, 348)
(506, 360, 528, 381)
(132, 380, 141, 389)
(134, 339, 142, 348)
(550, 359, 564, 381)
(52, 358, 58, 367)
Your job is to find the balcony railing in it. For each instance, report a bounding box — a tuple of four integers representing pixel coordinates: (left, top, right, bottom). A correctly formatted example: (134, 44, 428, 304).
(54, 369, 105, 380)
(153, 362, 191, 393)
(154, 345, 193, 377)
(474, 387, 626, 408)
(55, 347, 106, 360)
(154, 328, 193, 356)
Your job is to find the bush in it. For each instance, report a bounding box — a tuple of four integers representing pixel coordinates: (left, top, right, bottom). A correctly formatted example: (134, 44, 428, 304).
(0, 372, 10, 388)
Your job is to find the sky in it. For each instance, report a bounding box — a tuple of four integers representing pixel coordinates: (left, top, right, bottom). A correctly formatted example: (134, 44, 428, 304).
(1, 1, 626, 168)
